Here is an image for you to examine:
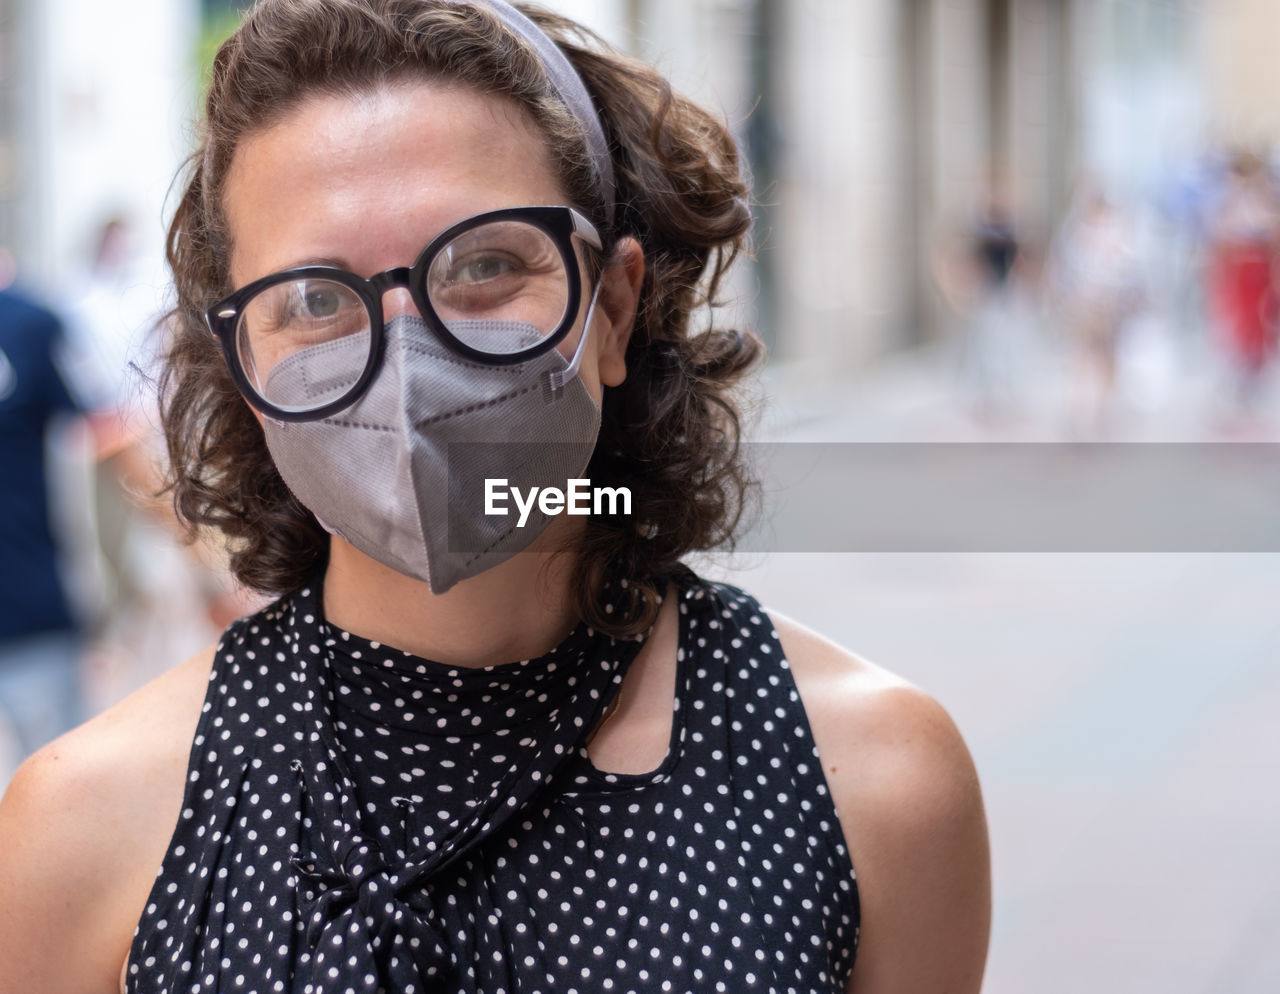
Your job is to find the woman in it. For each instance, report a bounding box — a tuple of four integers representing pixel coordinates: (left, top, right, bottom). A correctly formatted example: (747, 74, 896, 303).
(1207, 150, 1280, 414)
(0, 2, 990, 991)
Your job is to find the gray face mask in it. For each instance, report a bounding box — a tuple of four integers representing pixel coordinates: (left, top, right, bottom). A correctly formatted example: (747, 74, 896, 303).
(261, 313, 601, 593)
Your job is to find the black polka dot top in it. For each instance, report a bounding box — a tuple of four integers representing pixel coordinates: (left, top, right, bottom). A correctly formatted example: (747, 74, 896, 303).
(126, 572, 860, 993)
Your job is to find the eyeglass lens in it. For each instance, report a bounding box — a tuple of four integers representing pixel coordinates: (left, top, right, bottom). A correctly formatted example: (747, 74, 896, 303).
(236, 218, 574, 413)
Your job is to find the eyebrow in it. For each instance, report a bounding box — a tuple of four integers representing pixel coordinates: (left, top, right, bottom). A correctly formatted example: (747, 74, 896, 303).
(274, 256, 355, 273)
(230, 255, 358, 291)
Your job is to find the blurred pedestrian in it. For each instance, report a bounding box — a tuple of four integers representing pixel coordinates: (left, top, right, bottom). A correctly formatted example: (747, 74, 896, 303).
(1048, 184, 1146, 434)
(1205, 149, 1279, 419)
(61, 216, 246, 704)
(934, 188, 1031, 424)
(0, 268, 85, 783)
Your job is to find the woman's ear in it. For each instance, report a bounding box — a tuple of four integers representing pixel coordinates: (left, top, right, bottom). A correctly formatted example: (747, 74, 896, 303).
(594, 237, 645, 388)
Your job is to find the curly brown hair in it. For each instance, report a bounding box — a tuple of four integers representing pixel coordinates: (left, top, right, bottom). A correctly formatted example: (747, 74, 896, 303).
(161, 0, 761, 636)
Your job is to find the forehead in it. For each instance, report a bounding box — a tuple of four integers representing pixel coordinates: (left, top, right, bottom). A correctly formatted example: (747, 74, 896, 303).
(222, 80, 567, 282)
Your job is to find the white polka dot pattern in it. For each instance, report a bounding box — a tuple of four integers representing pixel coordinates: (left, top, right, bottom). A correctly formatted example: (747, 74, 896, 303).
(125, 573, 859, 993)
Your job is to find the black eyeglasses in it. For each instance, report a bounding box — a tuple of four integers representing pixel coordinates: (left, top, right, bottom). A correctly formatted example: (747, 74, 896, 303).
(205, 205, 603, 422)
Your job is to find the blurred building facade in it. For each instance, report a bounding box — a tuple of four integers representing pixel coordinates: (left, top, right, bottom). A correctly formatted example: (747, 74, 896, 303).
(611, 0, 1206, 385)
(0, 0, 1252, 380)
(1202, 0, 1280, 147)
(0, 0, 194, 294)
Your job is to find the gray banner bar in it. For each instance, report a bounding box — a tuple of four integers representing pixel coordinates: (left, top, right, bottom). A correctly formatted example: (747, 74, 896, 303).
(742, 443, 1280, 552)
(447, 442, 1280, 553)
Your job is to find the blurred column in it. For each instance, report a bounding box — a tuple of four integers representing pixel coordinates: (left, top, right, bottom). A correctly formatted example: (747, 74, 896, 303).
(922, 0, 995, 345)
(925, 0, 992, 240)
(744, 0, 780, 352)
(772, 0, 916, 374)
(0, 0, 17, 257)
(1009, 0, 1073, 243)
(626, 0, 760, 344)
(546, 0, 629, 48)
(13, 0, 197, 289)
(3, 0, 45, 271)
(1200, 0, 1280, 146)
(924, 0, 1075, 244)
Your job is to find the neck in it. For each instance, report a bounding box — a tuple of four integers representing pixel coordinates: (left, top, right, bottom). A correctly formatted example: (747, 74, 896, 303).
(321, 520, 585, 668)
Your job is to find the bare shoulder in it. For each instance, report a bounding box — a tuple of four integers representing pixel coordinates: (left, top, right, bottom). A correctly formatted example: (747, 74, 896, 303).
(0, 645, 216, 994)
(769, 612, 976, 794)
(768, 610, 991, 994)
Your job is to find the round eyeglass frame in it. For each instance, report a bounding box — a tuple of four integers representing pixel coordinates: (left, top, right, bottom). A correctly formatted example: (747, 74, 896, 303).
(204, 204, 604, 422)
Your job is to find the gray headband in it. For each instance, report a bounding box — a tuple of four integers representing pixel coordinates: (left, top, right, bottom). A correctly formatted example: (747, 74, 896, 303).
(450, 0, 616, 226)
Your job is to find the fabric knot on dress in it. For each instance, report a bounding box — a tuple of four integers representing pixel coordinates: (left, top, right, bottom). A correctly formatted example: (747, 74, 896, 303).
(297, 859, 454, 992)
(290, 768, 455, 991)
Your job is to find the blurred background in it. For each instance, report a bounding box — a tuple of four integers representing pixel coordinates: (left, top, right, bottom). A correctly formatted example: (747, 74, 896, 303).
(0, 0, 1277, 991)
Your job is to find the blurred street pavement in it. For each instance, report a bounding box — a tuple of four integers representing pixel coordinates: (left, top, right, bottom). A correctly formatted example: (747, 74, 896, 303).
(703, 341, 1280, 993)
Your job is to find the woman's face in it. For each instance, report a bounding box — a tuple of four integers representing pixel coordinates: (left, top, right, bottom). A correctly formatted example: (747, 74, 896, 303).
(222, 79, 626, 405)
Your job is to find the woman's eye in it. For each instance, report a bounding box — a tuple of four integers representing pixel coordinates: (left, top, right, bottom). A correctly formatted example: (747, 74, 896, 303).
(454, 255, 517, 283)
(301, 285, 343, 318)
(255, 280, 364, 337)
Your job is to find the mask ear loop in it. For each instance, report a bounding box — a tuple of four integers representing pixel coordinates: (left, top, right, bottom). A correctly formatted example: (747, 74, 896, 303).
(546, 278, 603, 394)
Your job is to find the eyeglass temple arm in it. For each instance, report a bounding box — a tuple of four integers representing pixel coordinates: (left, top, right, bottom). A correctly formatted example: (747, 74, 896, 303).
(570, 208, 603, 251)
(546, 279, 602, 393)
(546, 208, 606, 392)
